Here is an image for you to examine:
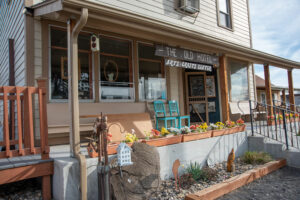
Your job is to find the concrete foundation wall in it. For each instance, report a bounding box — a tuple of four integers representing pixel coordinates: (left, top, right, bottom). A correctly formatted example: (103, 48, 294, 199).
(52, 131, 248, 200)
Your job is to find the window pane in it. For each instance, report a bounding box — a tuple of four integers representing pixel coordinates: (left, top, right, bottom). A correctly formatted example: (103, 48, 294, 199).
(138, 44, 161, 61)
(139, 60, 166, 100)
(219, 0, 228, 13)
(219, 12, 231, 28)
(228, 60, 249, 101)
(51, 29, 67, 48)
(100, 37, 130, 56)
(100, 55, 134, 100)
(50, 28, 93, 100)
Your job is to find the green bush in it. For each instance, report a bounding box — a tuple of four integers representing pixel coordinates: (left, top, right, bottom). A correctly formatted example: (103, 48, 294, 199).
(241, 151, 272, 164)
(186, 162, 218, 182)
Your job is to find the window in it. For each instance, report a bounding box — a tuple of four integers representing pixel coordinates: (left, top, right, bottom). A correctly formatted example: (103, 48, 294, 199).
(218, 0, 232, 29)
(228, 59, 249, 102)
(138, 43, 166, 101)
(50, 28, 93, 100)
(261, 92, 266, 104)
(99, 36, 134, 100)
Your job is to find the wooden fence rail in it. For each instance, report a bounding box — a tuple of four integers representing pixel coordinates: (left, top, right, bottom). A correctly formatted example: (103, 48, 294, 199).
(0, 84, 49, 159)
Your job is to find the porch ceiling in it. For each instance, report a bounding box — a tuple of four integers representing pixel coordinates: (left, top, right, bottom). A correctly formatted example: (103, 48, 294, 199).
(31, 0, 300, 70)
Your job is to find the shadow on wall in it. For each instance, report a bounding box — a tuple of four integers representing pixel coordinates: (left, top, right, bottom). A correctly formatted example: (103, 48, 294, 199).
(157, 131, 249, 180)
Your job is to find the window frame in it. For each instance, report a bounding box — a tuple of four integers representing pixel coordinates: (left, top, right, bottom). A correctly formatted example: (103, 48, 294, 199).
(216, 0, 234, 31)
(98, 34, 135, 102)
(137, 41, 167, 102)
(227, 58, 249, 102)
(48, 25, 95, 103)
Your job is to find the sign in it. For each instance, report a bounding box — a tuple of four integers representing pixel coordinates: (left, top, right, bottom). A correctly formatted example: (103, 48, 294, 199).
(155, 45, 219, 66)
(165, 58, 212, 72)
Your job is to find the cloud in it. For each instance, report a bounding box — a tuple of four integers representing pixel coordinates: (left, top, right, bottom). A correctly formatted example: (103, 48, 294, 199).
(250, 0, 300, 88)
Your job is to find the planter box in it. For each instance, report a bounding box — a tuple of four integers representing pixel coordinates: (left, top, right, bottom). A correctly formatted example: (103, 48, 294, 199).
(238, 124, 246, 132)
(182, 131, 212, 142)
(211, 129, 229, 137)
(87, 142, 133, 157)
(142, 135, 182, 147)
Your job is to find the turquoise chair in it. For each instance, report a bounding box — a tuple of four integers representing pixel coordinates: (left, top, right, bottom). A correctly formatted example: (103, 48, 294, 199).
(168, 100, 190, 129)
(153, 101, 177, 129)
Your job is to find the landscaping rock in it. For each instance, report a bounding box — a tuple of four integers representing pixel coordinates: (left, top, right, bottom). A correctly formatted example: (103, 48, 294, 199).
(110, 142, 161, 200)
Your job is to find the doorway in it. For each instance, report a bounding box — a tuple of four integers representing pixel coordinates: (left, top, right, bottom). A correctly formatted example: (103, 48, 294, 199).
(185, 69, 220, 123)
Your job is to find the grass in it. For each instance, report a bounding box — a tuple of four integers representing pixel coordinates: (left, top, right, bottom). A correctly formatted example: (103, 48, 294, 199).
(241, 151, 272, 165)
(186, 162, 218, 182)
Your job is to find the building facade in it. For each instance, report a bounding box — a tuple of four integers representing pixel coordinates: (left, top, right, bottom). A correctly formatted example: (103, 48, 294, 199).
(2, 0, 300, 145)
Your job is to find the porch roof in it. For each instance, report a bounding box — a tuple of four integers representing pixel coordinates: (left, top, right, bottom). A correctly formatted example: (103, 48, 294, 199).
(31, 0, 300, 70)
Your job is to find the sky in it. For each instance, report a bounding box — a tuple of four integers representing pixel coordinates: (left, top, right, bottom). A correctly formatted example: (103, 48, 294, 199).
(249, 0, 300, 88)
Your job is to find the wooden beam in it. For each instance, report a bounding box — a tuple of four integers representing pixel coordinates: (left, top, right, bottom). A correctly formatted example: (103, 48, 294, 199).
(264, 64, 273, 115)
(288, 69, 295, 111)
(282, 89, 286, 106)
(219, 55, 230, 122)
(0, 162, 53, 185)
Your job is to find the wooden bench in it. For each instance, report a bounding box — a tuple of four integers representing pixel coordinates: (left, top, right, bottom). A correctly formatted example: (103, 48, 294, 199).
(48, 113, 153, 145)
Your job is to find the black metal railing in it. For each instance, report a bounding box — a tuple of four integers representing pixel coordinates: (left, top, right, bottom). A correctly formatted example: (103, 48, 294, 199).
(249, 100, 300, 150)
(273, 99, 300, 112)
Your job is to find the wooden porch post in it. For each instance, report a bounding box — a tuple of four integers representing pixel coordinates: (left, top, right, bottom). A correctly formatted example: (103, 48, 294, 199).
(264, 64, 273, 115)
(282, 89, 286, 105)
(219, 55, 230, 122)
(287, 69, 295, 111)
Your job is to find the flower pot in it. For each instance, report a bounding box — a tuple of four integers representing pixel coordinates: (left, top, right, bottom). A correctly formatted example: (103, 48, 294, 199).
(226, 127, 239, 134)
(182, 131, 212, 142)
(237, 124, 246, 132)
(142, 135, 182, 147)
(212, 129, 229, 137)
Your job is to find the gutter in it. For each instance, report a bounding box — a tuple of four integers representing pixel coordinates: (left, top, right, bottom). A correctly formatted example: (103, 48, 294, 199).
(67, 8, 88, 200)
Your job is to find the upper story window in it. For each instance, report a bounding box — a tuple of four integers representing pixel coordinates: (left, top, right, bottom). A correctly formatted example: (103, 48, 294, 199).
(99, 36, 134, 101)
(50, 27, 93, 100)
(217, 0, 232, 29)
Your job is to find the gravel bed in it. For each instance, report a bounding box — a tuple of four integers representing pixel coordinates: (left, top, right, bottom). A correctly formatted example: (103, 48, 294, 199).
(218, 166, 300, 200)
(0, 178, 42, 200)
(150, 158, 264, 200)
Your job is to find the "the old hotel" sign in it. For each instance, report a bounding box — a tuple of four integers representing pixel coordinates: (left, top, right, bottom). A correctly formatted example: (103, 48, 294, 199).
(155, 45, 219, 68)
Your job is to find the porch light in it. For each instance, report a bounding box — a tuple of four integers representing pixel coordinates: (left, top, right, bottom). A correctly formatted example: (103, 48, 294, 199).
(179, 0, 200, 14)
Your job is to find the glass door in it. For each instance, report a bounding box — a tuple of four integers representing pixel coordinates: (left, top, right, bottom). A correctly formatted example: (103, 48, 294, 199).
(185, 72, 209, 123)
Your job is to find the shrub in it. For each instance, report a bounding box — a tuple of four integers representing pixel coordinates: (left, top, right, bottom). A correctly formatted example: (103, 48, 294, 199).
(186, 162, 218, 182)
(241, 151, 272, 164)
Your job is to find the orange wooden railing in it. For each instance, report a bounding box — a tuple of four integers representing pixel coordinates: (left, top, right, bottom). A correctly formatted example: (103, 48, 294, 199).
(0, 79, 49, 159)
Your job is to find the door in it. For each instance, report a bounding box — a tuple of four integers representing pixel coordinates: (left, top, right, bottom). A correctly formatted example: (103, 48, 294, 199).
(185, 72, 209, 123)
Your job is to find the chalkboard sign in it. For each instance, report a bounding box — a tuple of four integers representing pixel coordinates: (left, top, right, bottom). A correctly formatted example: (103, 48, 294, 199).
(189, 75, 205, 96)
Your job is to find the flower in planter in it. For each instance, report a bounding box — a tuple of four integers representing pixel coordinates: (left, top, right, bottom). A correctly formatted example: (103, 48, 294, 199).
(190, 125, 198, 132)
(168, 127, 181, 135)
(161, 127, 170, 137)
(225, 120, 236, 128)
(180, 126, 192, 134)
(144, 131, 151, 140)
(295, 113, 299, 118)
(125, 130, 138, 143)
(285, 113, 290, 119)
(211, 122, 225, 130)
(267, 115, 275, 121)
(151, 129, 161, 138)
(107, 133, 113, 143)
(277, 114, 283, 120)
(197, 123, 208, 132)
(236, 118, 245, 126)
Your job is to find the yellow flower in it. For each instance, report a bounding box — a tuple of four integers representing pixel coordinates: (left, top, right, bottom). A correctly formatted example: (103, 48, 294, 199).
(161, 127, 170, 136)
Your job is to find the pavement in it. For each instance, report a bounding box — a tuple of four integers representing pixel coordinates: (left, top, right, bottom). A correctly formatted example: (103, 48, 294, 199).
(218, 166, 300, 200)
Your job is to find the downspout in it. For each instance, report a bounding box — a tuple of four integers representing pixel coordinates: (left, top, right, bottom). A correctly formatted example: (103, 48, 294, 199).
(67, 8, 88, 200)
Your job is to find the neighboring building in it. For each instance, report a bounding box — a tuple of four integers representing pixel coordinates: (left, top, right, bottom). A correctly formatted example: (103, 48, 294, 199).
(1, 0, 300, 145)
(255, 75, 281, 106)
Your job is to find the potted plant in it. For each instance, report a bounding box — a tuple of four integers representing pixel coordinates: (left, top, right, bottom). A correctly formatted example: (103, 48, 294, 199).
(211, 122, 227, 137)
(225, 120, 237, 134)
(141, 127, 182, 147)
(236, 118, 246, 132)
(182, 123, 212, 142)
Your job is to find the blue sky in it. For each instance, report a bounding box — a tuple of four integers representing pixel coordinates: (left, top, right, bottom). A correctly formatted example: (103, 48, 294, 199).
(249, 0, 300, 88)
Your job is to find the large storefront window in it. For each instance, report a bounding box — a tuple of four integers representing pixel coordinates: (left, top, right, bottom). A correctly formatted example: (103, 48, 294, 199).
(50, 28, 93, 100)
(228, 59, 249, 102)
(138, 43, 166, 101)
(99, 36, 134, 100)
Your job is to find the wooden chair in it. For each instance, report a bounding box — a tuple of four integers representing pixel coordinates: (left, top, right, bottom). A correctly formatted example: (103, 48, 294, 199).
(168, 100, 190, 129)
(153, 101, 177, 129)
